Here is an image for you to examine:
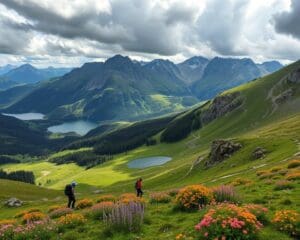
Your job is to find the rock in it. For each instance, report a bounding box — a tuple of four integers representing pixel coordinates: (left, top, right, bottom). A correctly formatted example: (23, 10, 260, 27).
(201, 92, 243, 124)
(5, 198, 23, 207)
(287, 68, 300, 83)
(274, 88, 293, 104)
(252, 147, 267, 159)
(93, 189, 104, 194)
(206, 139, 242, 167)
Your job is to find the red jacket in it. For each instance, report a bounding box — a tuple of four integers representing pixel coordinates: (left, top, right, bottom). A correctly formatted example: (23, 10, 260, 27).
(136, 180, 142, 189)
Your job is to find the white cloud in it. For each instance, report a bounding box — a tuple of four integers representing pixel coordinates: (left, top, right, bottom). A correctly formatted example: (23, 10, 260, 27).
(0, 0, 299, 67)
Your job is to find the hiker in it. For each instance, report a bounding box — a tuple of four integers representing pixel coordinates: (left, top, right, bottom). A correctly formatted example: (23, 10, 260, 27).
(65, 181, 77, 208)
(135, 178, 143, 197)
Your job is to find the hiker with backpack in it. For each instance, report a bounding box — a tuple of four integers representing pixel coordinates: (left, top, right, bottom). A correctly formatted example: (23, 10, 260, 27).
(135, 178, 143, 197)
(65, 181, 77, 209)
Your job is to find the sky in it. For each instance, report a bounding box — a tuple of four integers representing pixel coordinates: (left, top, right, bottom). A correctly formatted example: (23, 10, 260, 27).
(0, 0, 299, 67)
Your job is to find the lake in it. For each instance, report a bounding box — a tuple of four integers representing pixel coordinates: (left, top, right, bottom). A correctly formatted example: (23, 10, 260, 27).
(47, 120, 97, 136)
(2, 112, 45, 120)
(127, 156, 172, 169)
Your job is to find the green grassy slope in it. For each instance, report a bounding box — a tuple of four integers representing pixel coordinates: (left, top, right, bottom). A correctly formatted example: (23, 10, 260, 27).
(0, 62, 299, 239)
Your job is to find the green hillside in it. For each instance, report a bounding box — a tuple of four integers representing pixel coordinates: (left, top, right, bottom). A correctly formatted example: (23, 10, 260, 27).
(0, 62, 299, 239)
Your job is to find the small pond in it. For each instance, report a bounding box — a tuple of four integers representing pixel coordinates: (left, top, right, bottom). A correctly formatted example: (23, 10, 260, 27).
(2, 112, 45, 120)
(47, 120, 97, 136)
(127, 156, 172, 169)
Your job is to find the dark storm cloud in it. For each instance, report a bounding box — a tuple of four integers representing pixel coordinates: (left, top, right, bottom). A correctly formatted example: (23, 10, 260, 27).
(0, 0, 186, 56)
(273, 0, 300, 40)
(195, 0, 250, 56)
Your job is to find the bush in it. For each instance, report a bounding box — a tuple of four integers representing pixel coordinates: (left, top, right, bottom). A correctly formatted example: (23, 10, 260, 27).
(87, 201, 115, 220)
(48, 205, 65, 213)
(15, 209, 41, 218)
(272, 210, 299, 236)
(149, 192, 171, 204)
(270, 167, 282, 172)
(76, 199, 93, 209)
(175, 185, 213, 210)
(166, 188, 180, 197)
(230, 178, 252, 186)
(22, 212, 47, 224)
(285, 170, 300, 181)
(0, 220, 56, 240)
(287, 159, 300, 169)
(244, 204, 268, 224)
(0, 219, 16, 226)
(97, 194, 117, 203)
(195, 203, 263, 239)
(104, 202, 144, 233)
(274, 180, 294, 190)
(118, 193, 145, 204)
(58, 213, 87, 228)
(49, 207, 73, 219)
(212, 185, 239, 203)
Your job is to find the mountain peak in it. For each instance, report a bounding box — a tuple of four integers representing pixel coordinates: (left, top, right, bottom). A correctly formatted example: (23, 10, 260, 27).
(105, 54, 132, 65)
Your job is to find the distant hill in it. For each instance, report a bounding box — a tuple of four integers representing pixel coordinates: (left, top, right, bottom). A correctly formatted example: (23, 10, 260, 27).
(0, 64, 72, 90)
(0, 64, 16, 75)
(191, 57, 283, 100)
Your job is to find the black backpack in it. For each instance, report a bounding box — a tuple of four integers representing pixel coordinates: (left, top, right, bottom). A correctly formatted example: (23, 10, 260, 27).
(134, 181, 138, 189)
(64, 184, 72, 196)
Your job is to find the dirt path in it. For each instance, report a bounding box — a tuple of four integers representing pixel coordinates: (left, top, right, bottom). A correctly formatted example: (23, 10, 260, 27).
(186, 132, 200, 149)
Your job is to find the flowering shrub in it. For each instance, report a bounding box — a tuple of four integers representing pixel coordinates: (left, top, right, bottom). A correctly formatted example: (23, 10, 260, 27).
(22, 212, 47, 224)
(272, 210, 299, 236)
(230, 178, 252, 186)
(0, 220, 16, 226)
(118, 193, 145, 204)
(274, 180, 294, 191)
(48, 205, 64, 213)
(175, 185, 213, 210)
(49, 207, 73, 219)
(76, 198, 93, 209)
(150, 192, 171, 204)
(86, 201, 115, 220)
(58, 213, 87, 228)
(212, 185, 239, 203)
(0, 219, 56, 240)
(14, 208, 41, 218)
(287, 159, 300, 169)
(104, 202, 144, 233)
(244, 204, 268, 224)
(195, 203, 262, 239)
(97, 194, 117, 203)
(285, 170, 300, 181)
(166, 188, 180, 197)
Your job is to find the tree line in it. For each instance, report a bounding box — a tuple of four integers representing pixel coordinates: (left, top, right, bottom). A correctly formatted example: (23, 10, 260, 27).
(0, 169, 35, 184)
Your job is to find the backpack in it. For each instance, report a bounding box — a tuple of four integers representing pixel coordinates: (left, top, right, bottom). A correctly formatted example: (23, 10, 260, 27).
(64, 184, 72, 196)
(134, 181, 138, 189)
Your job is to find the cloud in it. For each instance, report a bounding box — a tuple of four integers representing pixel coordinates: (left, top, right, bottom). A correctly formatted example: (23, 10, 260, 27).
(273, 0, 300, 40)
(0, 0, 299, 67)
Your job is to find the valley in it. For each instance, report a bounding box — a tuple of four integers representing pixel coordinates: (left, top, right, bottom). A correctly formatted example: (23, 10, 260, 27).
(0, 59, 299, 239)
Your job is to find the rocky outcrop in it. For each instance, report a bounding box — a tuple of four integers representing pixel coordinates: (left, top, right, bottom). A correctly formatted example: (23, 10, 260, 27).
(287, 67, 300, 83)
(274, 88, 293, 104)
(206, 139, 242, 167)
(5, 198, 23, 207)
(201, 92, 243, 124)
(252, 147, 267, 159)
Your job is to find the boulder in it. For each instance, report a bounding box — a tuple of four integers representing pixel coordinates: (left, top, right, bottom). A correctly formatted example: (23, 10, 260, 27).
(5, 198, 23, 207)
(201, 92, 243, 125)
(287, 68, 300, 83)
(274, 89, 293, 104)
(206, 139, 242, 167)
(252, 147, 267, 159)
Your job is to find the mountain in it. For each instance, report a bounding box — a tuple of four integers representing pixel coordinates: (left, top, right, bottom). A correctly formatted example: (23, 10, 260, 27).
(0, 64, 72, 90)
(0, 64, 16, 75)
(192, 57, 263, 100)
(7, 55, 198, 121)
(257, 60, 283, 74)
(177, 56, 209, 84)
(0, 84, 36, 108)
